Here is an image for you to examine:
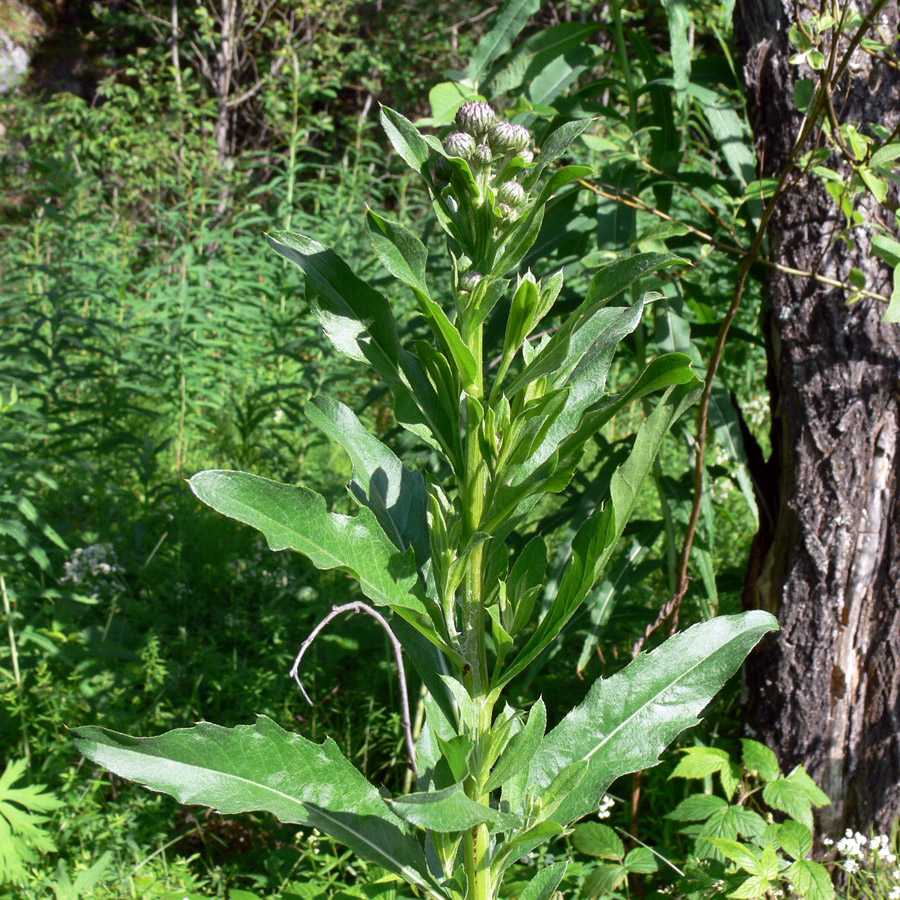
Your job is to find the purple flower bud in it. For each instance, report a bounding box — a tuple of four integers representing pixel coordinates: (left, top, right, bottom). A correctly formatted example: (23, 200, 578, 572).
(489, 121, 531, 154)
(473, 144, 493, 167)
(497, 180, 526, 207)
(455, 101, 496, 137)
(443, 131, 476, 159)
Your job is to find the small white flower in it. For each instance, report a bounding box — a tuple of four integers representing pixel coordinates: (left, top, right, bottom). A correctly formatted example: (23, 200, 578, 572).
(823, 837, 834, 846)
(888, 886, 900, 900)
(843, 859, 859, 874)
(273, 408, 285, 423)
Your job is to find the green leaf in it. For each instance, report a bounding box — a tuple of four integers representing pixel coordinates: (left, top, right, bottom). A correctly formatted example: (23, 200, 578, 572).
(708, 387, 759, 525)
(518, 860, 568, 900)
(366, 210, 429, 295)
(304, 397, 430, 567)
(423, 82, 483, 127)
(485, 698, 546, 792)
(786, 859, 834, 900)
(573, 822, 623, 860)
(267, 230, 457, 466)
(582, 863, 627, 896)
(762, 767, 829, 829)
(886, 264, 900, 323)
(669, 747, 731, 780)
(466, 0, 543, 86)
(380, 106, 430, 174)
(189, 471, 438, 634)
(728, 875, 770, 899)
(662, 0, 692, 91)
(389, 783, 522, 834)
(485, 22, 601, 97)
(709, 839, 764, 875)
(71, 718, 439, 895)
(740, 739, 780, 782)
(497, 380, 701, 687)
(778, 821, 812, 860)
(666, 793, 728, 822)
(869, 142, 900, 168)
(624, 847, 658, 874)
(524, 612, 778, 826)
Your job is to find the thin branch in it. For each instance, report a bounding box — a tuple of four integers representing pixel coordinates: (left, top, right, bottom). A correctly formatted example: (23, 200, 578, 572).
(290, 601, 418, 777)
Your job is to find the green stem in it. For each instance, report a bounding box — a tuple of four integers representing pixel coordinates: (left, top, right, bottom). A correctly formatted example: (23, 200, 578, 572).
(2, 572, 30, 766)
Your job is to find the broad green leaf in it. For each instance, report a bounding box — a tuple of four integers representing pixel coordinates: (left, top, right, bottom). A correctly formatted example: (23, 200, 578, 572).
(762, 767, 830, 829)
(740, 739, 780, 782)
(389, 783, 522, 834)
(870, 142, 900, 168)
(366, 210, 429, 295)
(380, 106, 430, 174)
(527, 46, 593, 107)
(525, 611, 778, 826)
(423, 82, 483, 127)
(709, 838, 764, 875)
(518, 860, 567, 900)
(71, 718, 439, 895)
(485, 22, 601, 97)
(496, 380, 701, 687)
(666, 793, 728, 822)
(786, 859, 834, 900)
(572, 822, 623, 859)
(777, 821, 812, 860)
(304, 396, 429, 567)
(466, 0, 543, 85)
(729, 875, 770, 899)
(506, 253, 685, 397)
(267, 230, 458, 466)
(582, 863, 627, 896)
(491, 821, 563, 877)
(189, 471, 445, 648)
(624, 847, 658, 873)
(669, 746, 731, 780)
(885, 264, 900, 323)
(485, 698, 546, 792)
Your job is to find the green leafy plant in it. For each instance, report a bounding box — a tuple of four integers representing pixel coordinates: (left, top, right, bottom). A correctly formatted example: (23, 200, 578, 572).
(662, 740, 833, 900)
(72, 98, 776, 900)
(0, 758, 63, 885)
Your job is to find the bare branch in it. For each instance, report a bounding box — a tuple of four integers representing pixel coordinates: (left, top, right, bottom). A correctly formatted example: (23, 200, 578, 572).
(290, 601, 418, 777)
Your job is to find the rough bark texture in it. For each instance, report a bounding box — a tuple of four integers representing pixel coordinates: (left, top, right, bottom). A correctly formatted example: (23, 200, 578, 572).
(735, 0, 900, 834)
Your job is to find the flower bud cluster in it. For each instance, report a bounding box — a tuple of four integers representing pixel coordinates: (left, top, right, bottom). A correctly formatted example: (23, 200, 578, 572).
(441, 101, 535, 226)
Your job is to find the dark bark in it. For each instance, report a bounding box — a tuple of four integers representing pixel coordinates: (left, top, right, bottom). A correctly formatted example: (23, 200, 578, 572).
(735, 0, 900, 834)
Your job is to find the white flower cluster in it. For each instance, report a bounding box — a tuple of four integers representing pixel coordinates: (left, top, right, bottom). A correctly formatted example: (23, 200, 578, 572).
(597, 794, 615, 820)
(830, 829, 900, 880)
(61, 543, 124, 600)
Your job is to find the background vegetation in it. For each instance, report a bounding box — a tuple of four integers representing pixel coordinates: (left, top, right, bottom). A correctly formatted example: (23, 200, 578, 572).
(0, 1, 896, 898)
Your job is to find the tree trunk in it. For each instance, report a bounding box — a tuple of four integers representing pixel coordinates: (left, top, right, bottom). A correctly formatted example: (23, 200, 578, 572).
(735, 0, 900, 835)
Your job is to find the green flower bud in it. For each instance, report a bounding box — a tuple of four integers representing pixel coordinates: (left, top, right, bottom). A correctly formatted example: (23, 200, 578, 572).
(443, 131, 476, 159)
(429, 156, 452, 185)
(497, 180, 526, 207)
(455, 101, 496, 137)
(459, 270, 483, 292)
(496, 202, 520, 222)
(473, 144, 493, 167)
(489, 121, 531, 154)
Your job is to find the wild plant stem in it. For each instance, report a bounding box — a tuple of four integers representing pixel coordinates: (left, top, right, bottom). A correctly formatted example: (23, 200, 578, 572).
(1, 571, 30, 766)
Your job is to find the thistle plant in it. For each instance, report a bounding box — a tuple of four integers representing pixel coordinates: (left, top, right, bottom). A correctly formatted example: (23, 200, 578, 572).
(72, 103, 777, 900)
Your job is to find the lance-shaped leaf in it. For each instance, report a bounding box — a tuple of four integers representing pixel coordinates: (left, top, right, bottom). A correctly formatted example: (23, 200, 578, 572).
(71, 717, 441, 896)
(380, 106, 431, 174)
(267, 230, 458, 468)
(505, 253, 685, 398)
(495, 381, 701, 688)
(466, 0, 543, 85)
(304, 396, 430, 568)
(526, 612, 778, 826)
(390, 783, 523, 834)
(190, 470, 448, 647)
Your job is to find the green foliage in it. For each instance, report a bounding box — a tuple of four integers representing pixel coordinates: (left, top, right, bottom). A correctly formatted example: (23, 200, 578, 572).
(0, 759, 63, 884)
(72, 73, 775, 900)
(664, 740, 833, 900)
